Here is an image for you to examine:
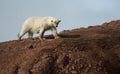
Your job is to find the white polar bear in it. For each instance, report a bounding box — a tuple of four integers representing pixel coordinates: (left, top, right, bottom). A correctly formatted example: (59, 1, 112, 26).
(18, 16, 61, 40)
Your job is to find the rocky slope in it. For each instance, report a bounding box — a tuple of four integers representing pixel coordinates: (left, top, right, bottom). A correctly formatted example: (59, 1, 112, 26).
(0, 20, 120, 74)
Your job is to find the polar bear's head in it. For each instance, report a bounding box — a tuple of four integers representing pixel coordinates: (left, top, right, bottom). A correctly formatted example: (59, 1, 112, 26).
(47, 16, 61, 27)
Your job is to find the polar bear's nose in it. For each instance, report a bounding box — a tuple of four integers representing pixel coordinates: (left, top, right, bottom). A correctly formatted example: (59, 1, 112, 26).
(56, 24, 58, 27)
(56, 20, 61, 25)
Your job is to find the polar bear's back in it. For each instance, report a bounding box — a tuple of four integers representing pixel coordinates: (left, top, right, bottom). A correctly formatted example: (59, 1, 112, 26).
(23, 16, 53, 24)
(24, 17, 42, 24)
(22, 16, 56, 30)
(22, 17, 43, 28)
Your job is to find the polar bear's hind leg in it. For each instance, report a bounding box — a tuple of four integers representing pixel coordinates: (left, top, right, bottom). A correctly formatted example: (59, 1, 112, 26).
(39, 28, 45, 40)
(28, 31, 33, 38)
(18, 27, 30, 40)
(17, 33, 21, 40)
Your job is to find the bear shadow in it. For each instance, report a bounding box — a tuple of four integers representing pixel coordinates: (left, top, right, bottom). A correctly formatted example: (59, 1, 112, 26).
(44, 34, 81, 39)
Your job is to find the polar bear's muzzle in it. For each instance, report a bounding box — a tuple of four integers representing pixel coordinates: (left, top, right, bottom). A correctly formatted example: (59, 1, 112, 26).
(58, 20, 61, 24)
(55, 20, 61, 27)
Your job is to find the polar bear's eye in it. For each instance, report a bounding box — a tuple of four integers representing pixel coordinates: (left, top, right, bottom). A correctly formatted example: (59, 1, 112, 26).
(51, 20, 53, 22)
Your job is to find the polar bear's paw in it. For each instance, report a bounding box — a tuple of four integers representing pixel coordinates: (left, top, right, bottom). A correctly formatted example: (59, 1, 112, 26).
(55, 36, 61, 39)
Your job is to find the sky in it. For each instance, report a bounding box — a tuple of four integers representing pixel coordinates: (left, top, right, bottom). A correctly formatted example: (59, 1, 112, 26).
(0, 0, 120, 42)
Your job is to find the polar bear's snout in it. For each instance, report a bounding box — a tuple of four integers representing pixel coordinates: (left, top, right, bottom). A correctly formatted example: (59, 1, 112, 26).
(55, 20, 61, 27)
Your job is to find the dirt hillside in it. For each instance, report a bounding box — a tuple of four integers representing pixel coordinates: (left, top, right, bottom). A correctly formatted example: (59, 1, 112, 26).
(0, 20, 120, 74)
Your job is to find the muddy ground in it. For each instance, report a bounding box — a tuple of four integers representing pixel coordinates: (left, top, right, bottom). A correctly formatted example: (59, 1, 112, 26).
(0, 20, 120, 74)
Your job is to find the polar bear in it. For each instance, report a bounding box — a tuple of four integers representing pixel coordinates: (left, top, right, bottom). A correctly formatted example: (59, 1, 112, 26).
(18, 16, 61, 40)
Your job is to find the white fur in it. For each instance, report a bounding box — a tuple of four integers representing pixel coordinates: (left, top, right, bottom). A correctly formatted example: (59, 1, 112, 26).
(18, 16, 61, 40)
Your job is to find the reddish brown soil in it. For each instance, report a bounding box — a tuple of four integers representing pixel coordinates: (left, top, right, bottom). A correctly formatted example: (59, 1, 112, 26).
(0, 20, 120, 74)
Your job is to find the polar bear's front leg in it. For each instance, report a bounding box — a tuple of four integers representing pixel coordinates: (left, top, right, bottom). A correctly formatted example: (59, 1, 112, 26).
(51, 27, 60, 39)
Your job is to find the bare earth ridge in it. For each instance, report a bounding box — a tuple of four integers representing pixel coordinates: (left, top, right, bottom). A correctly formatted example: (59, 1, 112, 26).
(0, 20, 120, 74)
